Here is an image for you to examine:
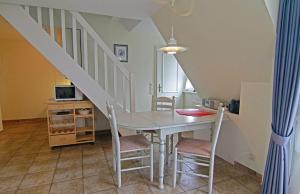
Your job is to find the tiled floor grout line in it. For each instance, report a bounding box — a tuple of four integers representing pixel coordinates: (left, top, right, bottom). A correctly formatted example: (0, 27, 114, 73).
(13, 130, 38, 193)
(81, 146, 84, 194)
(48, 148, 62, 194)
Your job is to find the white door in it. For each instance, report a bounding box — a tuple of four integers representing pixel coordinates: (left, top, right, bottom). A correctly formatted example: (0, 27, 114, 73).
(155, 50, 180, 98)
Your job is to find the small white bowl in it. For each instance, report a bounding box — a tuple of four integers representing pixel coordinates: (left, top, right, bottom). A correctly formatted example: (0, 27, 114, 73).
(78, 109, 90, 115)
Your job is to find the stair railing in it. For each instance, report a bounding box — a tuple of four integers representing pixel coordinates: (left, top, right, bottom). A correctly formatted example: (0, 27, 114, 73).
(22, 5, 135, 112)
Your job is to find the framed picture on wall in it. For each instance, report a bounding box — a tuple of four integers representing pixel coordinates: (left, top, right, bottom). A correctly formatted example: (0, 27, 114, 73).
(114, 44, 128, 62)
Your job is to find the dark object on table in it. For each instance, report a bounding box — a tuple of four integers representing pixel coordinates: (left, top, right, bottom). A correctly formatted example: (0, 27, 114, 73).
(228, 99, 240, 114)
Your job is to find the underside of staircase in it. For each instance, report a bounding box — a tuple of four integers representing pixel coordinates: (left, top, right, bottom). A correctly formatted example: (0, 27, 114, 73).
(0, 3, 135, 116)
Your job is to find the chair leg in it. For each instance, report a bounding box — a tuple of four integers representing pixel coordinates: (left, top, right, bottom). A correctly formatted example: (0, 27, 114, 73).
(112, 143, 116, 172)
(117, 154, 122, 188)
(179, 154, 183, 172)
(208, 158, 215, 194)
(150, 144, 154, 182)
(172, 147, 178, 188)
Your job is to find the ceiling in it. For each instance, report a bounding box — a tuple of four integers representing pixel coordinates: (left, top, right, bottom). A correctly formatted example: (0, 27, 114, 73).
(0, 0, 162, 19)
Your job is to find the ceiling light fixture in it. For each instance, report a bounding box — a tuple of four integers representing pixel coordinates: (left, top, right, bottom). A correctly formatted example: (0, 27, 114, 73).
(159, 25, 187, 55)
(159, 0, 188, 55)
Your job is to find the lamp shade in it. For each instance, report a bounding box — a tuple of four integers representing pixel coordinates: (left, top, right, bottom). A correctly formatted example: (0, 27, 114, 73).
(159, 26, 187, 54)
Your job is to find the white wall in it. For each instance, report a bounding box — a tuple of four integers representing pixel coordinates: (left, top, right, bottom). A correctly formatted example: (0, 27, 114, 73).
(81, 13, 188, 112)
(194, 82, 272, 174)
(264, 0, 279, 27)
(153, 0, 275, 174)
(153, 0, 275, 101)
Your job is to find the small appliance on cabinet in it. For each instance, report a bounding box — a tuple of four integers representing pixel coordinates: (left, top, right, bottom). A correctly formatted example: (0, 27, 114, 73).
(202, 98, 222, 110)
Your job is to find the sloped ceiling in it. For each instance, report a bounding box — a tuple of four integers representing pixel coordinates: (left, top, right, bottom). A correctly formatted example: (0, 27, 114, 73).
(153, 0, 275, 100)
(0, 0, 161, 19)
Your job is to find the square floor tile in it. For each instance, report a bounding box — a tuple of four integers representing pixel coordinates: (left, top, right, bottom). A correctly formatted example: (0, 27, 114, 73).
(28, 159, 57, 173)
(20, 171, 54, 189)
(117, 183, 152, 194)
(234, 175, 261, 193)
(57, 158, 82, 169)
(83, 174, 115, 194)
(0, 164, 31, 178)
(53, 166, 82, 182)
(35, 152, 60, 161)
(83, 160, 109, 177)
(50, 179, 83, 194)
(215, 179, 252, 194)
(16, 184, 50, 194)
(7, 154, 37, 166)
(0, 175, 23, 192)
(91, 188, 118, 194)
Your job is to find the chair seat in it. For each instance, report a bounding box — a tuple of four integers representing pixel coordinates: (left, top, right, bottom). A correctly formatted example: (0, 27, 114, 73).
(176, 138, 211, 157)
(120, 134, 151, 152)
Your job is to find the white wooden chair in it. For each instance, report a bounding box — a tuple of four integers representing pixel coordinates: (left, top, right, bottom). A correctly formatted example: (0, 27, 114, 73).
(106, 102, 154, 187)
(172, 106, 225, 194)
(144, 96, 175, 161)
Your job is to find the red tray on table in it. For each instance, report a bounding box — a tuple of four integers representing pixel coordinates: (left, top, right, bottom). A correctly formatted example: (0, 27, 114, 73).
(176, 109, 215, 117)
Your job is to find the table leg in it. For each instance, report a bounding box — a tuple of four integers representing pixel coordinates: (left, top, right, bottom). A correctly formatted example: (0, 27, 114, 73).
(159, 133, 166, 189)
(166, 135, 169, 164)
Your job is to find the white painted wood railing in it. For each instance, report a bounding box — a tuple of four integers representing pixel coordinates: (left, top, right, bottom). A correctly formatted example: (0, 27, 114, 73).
(22, 5, 135, 112)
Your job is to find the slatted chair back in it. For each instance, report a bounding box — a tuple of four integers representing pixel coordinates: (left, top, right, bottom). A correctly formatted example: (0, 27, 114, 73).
(152, 96, 175, 111)
(210, 106, 225, 156)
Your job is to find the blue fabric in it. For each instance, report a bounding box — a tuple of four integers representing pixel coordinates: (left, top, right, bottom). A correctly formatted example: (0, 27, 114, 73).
(261, 0, 300, 194)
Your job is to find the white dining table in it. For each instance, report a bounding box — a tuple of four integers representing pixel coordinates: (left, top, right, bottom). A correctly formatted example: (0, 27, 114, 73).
(116, 110, 217, 189)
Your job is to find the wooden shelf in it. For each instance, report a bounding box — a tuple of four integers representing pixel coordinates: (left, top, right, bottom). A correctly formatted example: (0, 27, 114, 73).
(47, 100, 95, 147)
(75, 114, 93, 118)
(50, 113, 74, 117)
(76, 127, 94, 133)
(76, 134, 94, 142)
(49, 123, 75, 128)
(50, 130, 75, 135)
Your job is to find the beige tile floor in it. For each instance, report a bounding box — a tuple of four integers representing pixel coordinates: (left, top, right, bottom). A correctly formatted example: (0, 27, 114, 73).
(0, 120, 261, 194)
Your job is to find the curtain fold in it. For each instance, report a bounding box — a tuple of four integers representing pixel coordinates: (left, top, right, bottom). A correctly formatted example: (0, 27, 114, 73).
(261, 0, 300, 194)
(289, 107, 300, 194)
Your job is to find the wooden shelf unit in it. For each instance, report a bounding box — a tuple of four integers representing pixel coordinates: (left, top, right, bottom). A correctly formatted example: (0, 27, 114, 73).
(47, 100, 95, 147)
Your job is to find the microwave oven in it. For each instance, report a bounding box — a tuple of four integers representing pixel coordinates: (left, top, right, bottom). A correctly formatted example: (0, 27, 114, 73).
(54, 85, 83, 101)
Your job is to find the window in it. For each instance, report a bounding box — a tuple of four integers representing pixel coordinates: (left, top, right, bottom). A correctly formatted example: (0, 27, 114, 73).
(185, 79, 194, 92)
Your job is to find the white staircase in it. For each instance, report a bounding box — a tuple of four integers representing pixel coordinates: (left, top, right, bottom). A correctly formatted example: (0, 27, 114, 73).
(0, 3, 135, 115)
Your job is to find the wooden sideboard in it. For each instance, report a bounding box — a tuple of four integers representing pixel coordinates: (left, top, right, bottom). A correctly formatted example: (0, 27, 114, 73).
(47, 100, 95, 147)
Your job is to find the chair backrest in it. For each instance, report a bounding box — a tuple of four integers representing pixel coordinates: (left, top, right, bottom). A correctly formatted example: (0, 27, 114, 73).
(210, 106, 225, 155)
(106, 101, 120, 151)
(152, 96, 175, 111)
